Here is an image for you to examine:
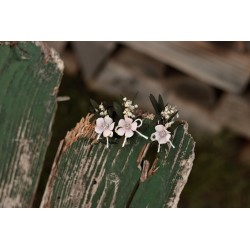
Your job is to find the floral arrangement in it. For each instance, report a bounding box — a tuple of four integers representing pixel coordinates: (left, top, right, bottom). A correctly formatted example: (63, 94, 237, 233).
(90, 94, 179, 152)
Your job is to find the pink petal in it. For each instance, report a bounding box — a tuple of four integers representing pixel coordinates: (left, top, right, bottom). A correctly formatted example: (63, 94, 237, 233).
(103, 129, 112, 137)
(158, 136, 168, 144)
(125, 117, 133, 124)
(95, 126, 103, 134)
(96, 117, 104, 127)
(109, 122, 115, 130)
(125, 130, 134, 138)
(158, 134, 171, 144)
(155, 132, 160, 141)
(118, 119, 125, 127)
(131, 121, 138, 131)
(155, 125, 165, 132)
(116, 127, 125, 136)
(104, 116, 113, 125)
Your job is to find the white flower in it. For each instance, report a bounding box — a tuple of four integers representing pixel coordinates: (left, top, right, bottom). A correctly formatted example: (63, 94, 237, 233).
(151, 125, 175, 152)
(95, 116, 115, 148)
(161, 104, 178, 120)
(115, 117, 148, 147)
(122, 97, 138, 118)
(97, 102, 108, 117)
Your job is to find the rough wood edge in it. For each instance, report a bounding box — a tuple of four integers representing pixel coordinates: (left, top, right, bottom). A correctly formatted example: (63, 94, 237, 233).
(34, 41, 64, 72)
(41, 114, 96, 207)
(63, 113, 96, 152)
(0, 41, 64, 72)
(166, 122, 195, 208)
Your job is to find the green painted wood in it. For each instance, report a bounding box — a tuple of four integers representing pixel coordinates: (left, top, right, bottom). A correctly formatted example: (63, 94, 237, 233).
(0, 42, 63, 207)
(130, 123, 195, 207)
(41, 114, 195, 208)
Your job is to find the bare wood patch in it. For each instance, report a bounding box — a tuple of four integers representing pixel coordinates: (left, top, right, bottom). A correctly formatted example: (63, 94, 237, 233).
(63, 114, 96, 151)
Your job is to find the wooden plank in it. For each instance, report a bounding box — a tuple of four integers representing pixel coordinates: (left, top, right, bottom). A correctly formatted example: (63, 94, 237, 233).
(162, 76, 222, 134)
(213, 94, 250, 138)
(123, 41, 250, 93)
(114, 47, 165, 78)
(73, 42, 116, 80)
(41, 114, 195, 208)
(0, 42, 63, 207)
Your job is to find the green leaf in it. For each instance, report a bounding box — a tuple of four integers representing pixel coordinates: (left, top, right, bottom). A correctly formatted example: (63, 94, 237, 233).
(90, 98, 99, 110)
(113, 101, 124, 118)
(0, 42, 63, 207)
(132, 91, 139, 102)
(149, 94, 161, 115)
(158, 94, 165, 111)
(41, 115, 195, 208)
(167, 111, 179, 122)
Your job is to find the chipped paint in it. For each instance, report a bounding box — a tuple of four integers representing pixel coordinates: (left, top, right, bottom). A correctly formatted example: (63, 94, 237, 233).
(34, 42, 64, 72)
(0, 41, 62, 207)
(41, 114, 195, 208)
(63, 114, 95, 152)
(166, 124, 195, 208)
(97, 173, 120, 208)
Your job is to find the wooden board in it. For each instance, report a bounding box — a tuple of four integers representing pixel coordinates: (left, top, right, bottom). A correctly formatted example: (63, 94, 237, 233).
(41, 114, 195, 208)
(123, 41, 250, 93)
(213, 94, 250, 138)
(0, 42, 63, 207)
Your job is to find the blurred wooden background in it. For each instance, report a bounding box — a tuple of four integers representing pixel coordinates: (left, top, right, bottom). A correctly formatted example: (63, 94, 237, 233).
(47, 41, 250, 139)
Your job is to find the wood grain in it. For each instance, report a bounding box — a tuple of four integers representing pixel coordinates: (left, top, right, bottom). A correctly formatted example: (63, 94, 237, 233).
(123, 42, 250, 93)
(0, 42, 63, 207)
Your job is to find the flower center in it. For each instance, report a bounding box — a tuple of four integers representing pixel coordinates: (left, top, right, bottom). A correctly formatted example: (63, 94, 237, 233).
(160, 131, 167, 137)
(103, 123, 109, 130)
(124, 123, 131, 130)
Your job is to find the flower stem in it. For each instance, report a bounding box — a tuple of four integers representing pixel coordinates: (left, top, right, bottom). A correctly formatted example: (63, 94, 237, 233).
(135, 130, 148, 140)
(122, 137, 127, 147)
(158, 144, 161, 153)
(169, 140, 175, 148)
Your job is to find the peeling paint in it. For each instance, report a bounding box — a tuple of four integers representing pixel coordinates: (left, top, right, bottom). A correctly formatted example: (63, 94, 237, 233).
(166, 140, 195, 208)
(63, 114, 95, 152)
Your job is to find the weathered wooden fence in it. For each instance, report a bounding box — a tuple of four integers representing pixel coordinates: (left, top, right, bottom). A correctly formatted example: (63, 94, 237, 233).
(0, 42, 195, 207)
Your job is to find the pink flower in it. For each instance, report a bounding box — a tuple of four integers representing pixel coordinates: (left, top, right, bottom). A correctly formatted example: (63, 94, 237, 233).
(95, 116, 115, 148)
(115, 117, 148, 147)
(151, 125, 175, 152)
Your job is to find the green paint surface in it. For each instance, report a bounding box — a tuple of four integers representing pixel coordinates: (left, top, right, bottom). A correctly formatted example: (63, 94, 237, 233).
(42, 117, 195, 208)
(0, 42, 63, 207)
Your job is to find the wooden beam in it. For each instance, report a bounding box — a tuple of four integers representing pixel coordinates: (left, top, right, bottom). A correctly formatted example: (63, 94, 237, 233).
(123, 42, 250, 94)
